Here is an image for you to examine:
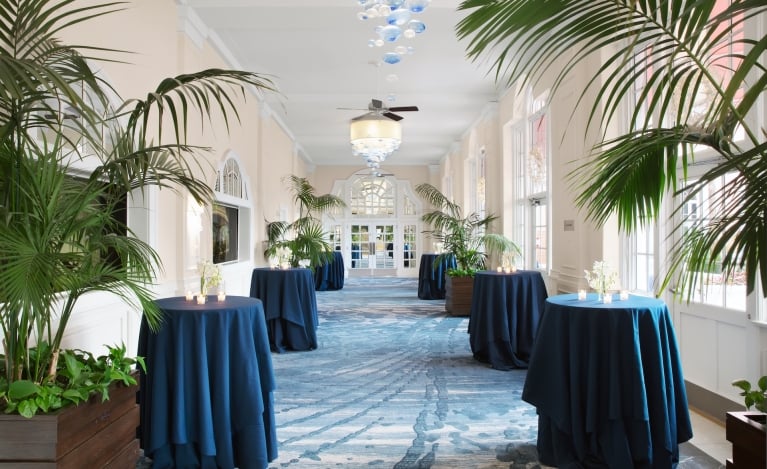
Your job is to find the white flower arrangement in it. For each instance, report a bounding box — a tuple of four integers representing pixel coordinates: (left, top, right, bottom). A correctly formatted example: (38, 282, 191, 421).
(276, 246, 293, 266)
(197, 260, 222, 295)
(584, 260, 619, 296)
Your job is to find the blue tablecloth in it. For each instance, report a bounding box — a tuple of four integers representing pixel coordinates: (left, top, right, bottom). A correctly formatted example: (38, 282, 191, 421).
(468, 270, 548, 370)
(138, 296, 277, 469)
(417, 253, 456, 300)
(522, 293, 693, 468)
(315, 251, 345, 291)
(250, 267, 319, 352)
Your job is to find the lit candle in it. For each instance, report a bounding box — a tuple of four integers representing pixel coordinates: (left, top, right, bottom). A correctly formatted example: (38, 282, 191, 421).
(496, 266, 503, 273)
(578, 289, 587, 300)
(619, 290, 629, 300)
(603, 293, 613, 304)
(504, 267, 512, 274)
(510, 265, 517, 273)
(217, 291, 226, 302)
(185, 290, 194, 301)
(196, 294, 206, 305)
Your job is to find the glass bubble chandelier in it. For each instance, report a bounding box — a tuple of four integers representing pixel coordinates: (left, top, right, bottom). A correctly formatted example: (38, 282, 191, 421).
(356, 0, 430, 65)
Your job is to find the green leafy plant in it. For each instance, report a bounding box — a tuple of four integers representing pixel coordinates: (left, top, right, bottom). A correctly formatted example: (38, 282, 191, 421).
(264, 175, 346, 268)
(732, 376, 767, 413)
(415, 183, 520, 277)
(0, 0, 274, 416)
(456, 0, 767, 299)
(0, 343, 144, 418)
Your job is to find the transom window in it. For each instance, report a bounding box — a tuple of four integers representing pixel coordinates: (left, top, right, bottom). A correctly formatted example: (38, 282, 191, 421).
(350, 177, 395, 216)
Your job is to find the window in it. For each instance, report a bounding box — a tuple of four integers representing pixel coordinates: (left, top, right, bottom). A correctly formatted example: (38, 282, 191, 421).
(350, 177, 395, 216)
(510, 90, 549, 270)
(675, 172, 746, 311)
(212, 156, 250, 264)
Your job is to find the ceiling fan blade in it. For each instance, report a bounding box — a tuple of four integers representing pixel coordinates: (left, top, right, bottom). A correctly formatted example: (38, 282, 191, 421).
(383, 112, 404, 121)
(388, 106, 418, 112)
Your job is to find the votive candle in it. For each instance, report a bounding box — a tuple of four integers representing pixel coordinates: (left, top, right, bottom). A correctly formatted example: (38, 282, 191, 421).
(185, 290, 194, 301)
(619, 290, 629, 301)
(217, 291, 226, 302)
(496, 266, 503, 273)
(578, 289, 587, 300)
(603, 293, 613, 304)
(196, 294, 206, 305)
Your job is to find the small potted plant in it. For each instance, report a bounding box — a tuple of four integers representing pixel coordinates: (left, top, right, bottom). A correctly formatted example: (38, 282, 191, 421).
(726, 376, 766, 469)
(415, 183, 520, 316)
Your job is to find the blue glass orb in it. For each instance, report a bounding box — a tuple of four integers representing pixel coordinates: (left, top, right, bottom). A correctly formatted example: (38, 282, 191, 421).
(386, 8, 411, 26)
(382, 52, 402, 64)
(378, 25, 402, 42)
(408, 19, 426, 34)
(384, 0, 405, 8)
(408, 0, 430, 13)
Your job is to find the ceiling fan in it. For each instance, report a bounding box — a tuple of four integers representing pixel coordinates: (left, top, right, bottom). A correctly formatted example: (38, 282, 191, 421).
(342, 98, 419, 122)
(354, 167, 394, 178)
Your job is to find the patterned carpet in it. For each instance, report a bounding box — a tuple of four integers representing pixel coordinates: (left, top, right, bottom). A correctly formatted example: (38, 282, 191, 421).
(139, 276, 723, 468)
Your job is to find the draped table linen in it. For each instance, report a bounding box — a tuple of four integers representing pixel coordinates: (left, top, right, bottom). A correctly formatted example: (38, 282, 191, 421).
(250, 267, 319, 352)
(314, 251, 345, 291)
(468, 270, 548, 370)
(138, 295, 277, 469)
(522, 293, 692, 468)
(417, 253, 457, 300)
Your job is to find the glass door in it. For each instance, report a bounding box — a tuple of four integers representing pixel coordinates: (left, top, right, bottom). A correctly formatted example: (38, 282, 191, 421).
(350, 224, 395, 270)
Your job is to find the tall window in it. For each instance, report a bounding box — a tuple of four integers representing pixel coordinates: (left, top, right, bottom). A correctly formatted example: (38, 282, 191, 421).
(213, 157, 250, 264)
(511, 90, 550, 270)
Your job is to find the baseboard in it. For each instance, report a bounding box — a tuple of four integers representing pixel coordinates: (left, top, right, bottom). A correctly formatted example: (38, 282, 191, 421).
(686, 380, 743, 425)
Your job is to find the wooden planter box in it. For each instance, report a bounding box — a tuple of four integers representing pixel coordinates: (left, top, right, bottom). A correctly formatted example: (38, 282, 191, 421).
(726, 411, 766, 469)
(0, 378, 140, 468)
(445, 275, 474, 316)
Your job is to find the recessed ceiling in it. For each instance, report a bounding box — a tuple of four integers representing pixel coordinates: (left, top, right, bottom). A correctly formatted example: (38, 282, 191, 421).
(183, 0, 502, 168)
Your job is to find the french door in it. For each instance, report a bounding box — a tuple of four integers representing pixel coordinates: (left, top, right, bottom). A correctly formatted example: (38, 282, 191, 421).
(350, 224, 396, 270)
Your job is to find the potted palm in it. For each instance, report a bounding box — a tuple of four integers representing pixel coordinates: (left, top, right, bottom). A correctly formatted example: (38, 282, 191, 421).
(264, 175, 346, 269)
(456, 0, 767, 301)
(0, 0, 274, 465)
(415, 183, 520, 316)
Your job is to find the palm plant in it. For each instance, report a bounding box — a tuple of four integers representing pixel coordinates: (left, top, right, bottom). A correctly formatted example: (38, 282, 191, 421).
(456, 0, 767, 299)
(415, 183, 520, 276)
(0, 0, 275, 415)
(264, 175, 346, 268)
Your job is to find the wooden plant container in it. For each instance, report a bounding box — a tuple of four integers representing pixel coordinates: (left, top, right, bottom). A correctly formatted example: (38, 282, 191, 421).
(726, 411, 766, 469)
(445, 275, 474, 316)
(0, 378, 140, 468)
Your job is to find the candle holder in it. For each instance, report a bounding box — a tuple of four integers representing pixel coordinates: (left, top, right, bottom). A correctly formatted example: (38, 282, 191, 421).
(217, 291, 226, 302)
(578, 289, 587, 300)
(619, 290, 629, 301)
(185, 290, 194, 301)
(196, 294, 206, 305)
(603, 293, 613, 304)
(496, 266, 503, 273)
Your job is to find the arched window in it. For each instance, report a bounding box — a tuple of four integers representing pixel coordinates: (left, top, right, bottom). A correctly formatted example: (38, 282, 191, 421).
(350, 176, 395, 216)
(213, 155, 251, 264)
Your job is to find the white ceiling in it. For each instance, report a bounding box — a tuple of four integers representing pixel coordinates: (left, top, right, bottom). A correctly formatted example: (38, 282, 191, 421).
(182, 0, 503, 169)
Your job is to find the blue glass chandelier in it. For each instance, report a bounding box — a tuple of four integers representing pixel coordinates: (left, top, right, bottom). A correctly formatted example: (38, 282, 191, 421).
(356, 0, 429, 64)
